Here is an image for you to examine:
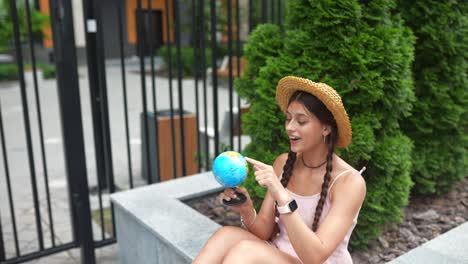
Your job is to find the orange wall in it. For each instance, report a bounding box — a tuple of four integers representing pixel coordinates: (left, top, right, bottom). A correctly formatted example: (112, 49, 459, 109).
(39, 0, 53, 48)
(127, 0, 174, 44)
(39, 0, 174, 48)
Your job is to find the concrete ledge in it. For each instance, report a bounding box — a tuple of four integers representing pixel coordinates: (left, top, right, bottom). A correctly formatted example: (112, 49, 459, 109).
(388, 221, 468, 264)
(111, 172, 224, 263)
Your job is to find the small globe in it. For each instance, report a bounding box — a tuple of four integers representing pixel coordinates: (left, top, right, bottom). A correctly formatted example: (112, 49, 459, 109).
(212, 151, 248, 188)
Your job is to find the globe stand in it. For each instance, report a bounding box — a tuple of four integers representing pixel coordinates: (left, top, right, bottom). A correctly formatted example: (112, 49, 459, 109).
(222, 188, 246, 206)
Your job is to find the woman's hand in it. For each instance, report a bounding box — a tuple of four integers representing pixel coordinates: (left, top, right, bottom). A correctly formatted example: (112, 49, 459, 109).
(245, 157, 291, 206)
(219, 187, 254, 214)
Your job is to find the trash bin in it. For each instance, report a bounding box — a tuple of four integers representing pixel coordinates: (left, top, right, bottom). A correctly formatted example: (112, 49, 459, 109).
(141, 109, 199, 182)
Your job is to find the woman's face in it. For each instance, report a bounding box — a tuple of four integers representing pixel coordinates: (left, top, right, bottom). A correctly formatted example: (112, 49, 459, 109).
(285, 101, 328, 153)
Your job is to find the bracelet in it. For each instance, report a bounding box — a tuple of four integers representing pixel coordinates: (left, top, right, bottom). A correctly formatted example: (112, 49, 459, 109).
(240, 208, 257, 228)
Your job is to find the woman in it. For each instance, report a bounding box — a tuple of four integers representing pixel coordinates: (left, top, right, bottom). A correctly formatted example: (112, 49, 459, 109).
(193, 76, 366, 264)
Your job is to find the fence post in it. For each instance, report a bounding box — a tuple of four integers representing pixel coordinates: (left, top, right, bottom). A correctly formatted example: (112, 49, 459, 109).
(81, 0, 115, 192)
(48, 0, 96, 263)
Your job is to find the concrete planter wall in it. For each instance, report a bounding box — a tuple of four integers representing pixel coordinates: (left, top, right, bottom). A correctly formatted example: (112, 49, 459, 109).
(111, 172, 223, 263)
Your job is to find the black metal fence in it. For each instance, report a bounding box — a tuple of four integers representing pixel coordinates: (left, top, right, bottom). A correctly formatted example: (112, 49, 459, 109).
(0, 0, 284, 263)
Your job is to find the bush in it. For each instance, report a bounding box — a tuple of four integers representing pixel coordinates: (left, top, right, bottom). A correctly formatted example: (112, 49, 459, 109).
(236, 0, 415, 249)
(37, 62, 56, 79)
(398, 0, 468, 195)
(159, 46, 212, 77)
(0, 0, 49, 50)
(0, 63, 18, 81)
(0, 62, 56, 81)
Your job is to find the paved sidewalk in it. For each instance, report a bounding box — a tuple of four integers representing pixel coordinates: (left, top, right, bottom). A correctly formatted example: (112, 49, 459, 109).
(0, 57, 247, 263)
(388, 221, 468, 264)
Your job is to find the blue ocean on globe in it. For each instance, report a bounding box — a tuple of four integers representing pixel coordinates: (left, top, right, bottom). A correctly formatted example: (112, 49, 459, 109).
(212, 151, 248, 188)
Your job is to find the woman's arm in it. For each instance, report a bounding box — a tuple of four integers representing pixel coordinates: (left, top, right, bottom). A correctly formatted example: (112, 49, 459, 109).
(280, 171, 366, 263)
(240, 153, 288, 240)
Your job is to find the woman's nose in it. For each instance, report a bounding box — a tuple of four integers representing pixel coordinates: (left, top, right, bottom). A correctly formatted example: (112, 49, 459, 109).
(286, 121, 295, 132)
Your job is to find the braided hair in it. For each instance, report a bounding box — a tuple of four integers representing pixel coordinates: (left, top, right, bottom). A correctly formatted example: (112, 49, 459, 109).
(272, 91, 338, 238)
(270, 150, 296, 240)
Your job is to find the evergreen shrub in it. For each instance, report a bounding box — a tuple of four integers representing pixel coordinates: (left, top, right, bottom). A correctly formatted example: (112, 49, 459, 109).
(236, 0, 415, 249)
(398, 0, 468, 194)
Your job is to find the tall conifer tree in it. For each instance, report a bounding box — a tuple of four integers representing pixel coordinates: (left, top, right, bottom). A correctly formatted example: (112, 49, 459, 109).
(398, 0, 468, 195)
(237, 0, 415, 248)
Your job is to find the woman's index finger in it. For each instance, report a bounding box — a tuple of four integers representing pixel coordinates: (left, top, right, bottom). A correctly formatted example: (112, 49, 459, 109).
(245, 157, 269, 169)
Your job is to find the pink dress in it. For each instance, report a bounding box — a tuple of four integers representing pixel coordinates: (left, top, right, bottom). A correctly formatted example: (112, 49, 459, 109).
(271, 168, 364, 264)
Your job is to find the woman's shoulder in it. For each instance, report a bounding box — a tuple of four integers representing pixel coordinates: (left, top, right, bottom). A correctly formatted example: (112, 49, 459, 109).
(331, 155, 366, 190)
(272, 153, 290, 177)
(275, 153, 290, 164)
(333, 154, 359, 174)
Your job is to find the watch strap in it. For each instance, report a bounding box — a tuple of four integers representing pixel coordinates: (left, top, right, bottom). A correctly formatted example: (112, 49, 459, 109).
(276, 199, 298, 214)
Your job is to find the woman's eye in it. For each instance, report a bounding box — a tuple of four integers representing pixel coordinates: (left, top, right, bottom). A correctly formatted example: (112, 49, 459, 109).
(298, 121, 306, 125)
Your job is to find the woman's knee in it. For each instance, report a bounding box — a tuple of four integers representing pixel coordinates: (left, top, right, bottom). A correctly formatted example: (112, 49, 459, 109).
(194, 227, 246, 263)
(212, 226, 242, 239)
(223, 240, 257, 263)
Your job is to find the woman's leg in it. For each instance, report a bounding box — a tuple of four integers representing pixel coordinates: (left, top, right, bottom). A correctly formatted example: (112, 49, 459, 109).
(222, 240, 302, 264)
(193, 226, 263, 263)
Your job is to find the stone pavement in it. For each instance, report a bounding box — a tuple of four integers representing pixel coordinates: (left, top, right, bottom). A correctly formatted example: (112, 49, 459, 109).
(388, 221, 468, 263)
(0, 56, 247, 263)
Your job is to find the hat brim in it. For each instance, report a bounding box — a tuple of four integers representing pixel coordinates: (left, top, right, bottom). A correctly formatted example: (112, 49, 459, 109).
(275, 76, 352, 148)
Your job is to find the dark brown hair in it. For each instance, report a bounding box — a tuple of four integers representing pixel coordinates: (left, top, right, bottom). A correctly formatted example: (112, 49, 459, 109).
(273, 91, 338, 238)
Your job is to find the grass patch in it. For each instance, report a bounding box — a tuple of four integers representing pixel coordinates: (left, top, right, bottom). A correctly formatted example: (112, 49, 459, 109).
(91, 207, 114, 236)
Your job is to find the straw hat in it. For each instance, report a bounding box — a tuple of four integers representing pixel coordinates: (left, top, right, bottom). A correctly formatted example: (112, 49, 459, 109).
(275, 76, 352, 147)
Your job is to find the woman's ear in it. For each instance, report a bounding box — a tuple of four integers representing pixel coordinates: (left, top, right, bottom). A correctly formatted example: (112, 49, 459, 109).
(322, 125, 332, 137)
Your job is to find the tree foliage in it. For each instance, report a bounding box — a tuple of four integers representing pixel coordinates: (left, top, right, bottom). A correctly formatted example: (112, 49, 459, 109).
(398, 0, 468, 194)
(0, 0, 49, 51)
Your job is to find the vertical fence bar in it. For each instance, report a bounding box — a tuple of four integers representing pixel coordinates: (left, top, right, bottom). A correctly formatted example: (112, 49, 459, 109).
(116, 3, 134, 189)
(136, 0, 153, 183)
(248, 0, 253, 32)
(95, 0, 115, 195)
(173, 0, 187, 177)
(262, 0, 267, 23)
(81, 0, 108, 241)
(9, 0, 44, 250)
(0, 102, 20, 257)
(81, 0, 110, 191)
(278, 0, 282, 27)
(97, 0, 117, 237)
(210, 0, 220, 155)
(24, 0, 56, 247)
(192, 0, 202, 171)
(48, 0, 96, 262)
(235, 0, 242, 152)
(147, 0, 162, 181)
(199, 0, 210, 170)
(83, 0, 115, 242)
(227, 0, 234, 149)
(271, 0, 274, 24)
(164, 0, 178, 179)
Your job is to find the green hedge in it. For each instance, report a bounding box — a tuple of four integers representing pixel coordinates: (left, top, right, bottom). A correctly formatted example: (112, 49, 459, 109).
(0, 62, 56, 81)
(398, 0, 468, 195)
(37, 62, 56, 79)
(0, 63, 18, 81)
(236, 0, 415, 249)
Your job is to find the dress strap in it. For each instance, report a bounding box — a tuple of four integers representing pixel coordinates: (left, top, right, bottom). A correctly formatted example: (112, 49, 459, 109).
(328, 167, 365, 192)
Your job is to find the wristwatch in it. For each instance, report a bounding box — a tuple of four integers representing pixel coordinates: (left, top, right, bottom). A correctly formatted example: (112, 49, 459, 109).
(276, 199, 298, 214)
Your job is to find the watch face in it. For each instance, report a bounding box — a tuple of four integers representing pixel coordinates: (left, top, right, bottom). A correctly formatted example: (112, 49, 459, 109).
(289, 200, 298, 212)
